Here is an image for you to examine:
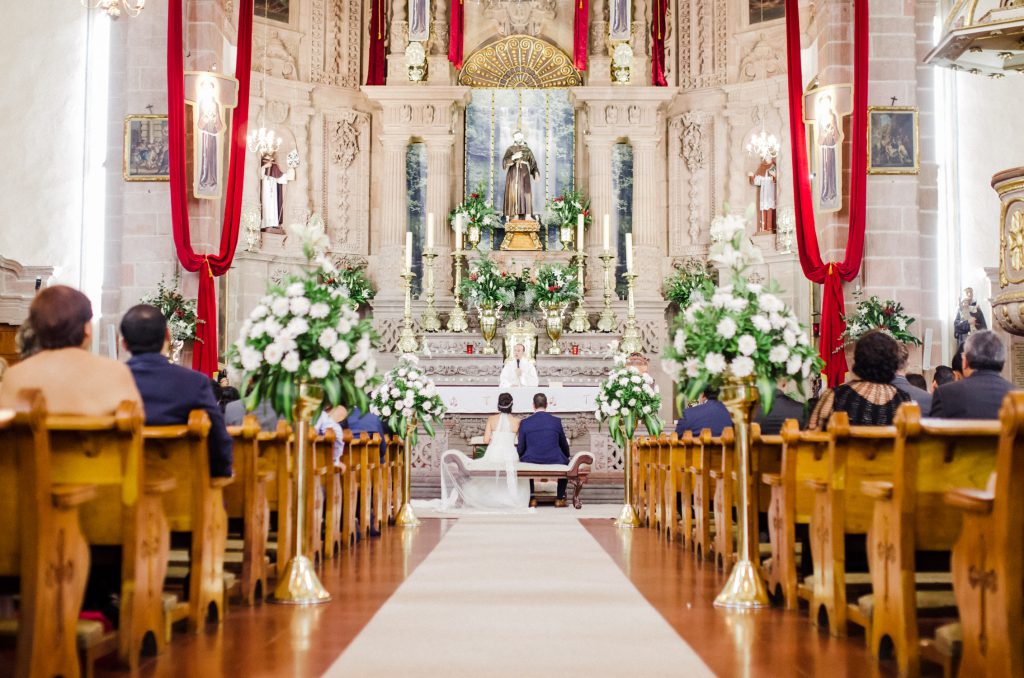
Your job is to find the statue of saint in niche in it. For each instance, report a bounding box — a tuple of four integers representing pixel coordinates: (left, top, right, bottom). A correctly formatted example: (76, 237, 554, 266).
(817, 94, 840, 209)
(501, 130, 539, 220)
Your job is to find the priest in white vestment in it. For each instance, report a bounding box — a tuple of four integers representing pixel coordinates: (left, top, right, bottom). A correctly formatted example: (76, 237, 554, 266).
(500, 343, 539, 388)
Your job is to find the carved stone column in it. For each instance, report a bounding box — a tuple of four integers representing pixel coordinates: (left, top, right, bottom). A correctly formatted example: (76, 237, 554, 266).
(378, 134, 410, 300)
(588, 0, 611, 85)
(424, 134, 456, 300)
(387, 0, 409, 83)
(631, 136, 664, 296)
(583, 135, 615, 300)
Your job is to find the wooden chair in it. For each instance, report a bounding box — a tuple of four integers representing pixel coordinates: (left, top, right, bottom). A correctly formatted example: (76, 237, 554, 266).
(761, 420, 829, 610)
(942, 392, 1024, 677)
(710, 427, 736, 570)
(807, 412, 898, 637)
(257, 421, 292, 580)
(689, 429, 716, 560)
(48, 399, 171, 670)
(226, 415, 275, 605)
(860, 403, 1000, 676)
(143, 410, 232, 632)
(0, 389, 106, 678)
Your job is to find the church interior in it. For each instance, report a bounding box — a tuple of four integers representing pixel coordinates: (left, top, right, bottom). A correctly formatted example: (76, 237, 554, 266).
(1, 0, 1023, 675)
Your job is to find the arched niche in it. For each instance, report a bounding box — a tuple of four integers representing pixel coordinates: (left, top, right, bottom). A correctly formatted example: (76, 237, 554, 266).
(458, 35, 583, 88)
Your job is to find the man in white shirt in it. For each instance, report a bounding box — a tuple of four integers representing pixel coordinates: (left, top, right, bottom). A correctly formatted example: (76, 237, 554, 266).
(499, 342, 539, 388)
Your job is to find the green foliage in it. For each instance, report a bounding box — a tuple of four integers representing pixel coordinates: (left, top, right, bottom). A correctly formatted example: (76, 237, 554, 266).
(459, 255, 517, 310)
(546, 188, 591, 227)
(450, 184, 500, 240)
(141, 274, 199, 343)
(840, 296, 922, 346)
(322, 265, 376, 310)
(531, 263, 582, 307)
(663, 265, 716, 309)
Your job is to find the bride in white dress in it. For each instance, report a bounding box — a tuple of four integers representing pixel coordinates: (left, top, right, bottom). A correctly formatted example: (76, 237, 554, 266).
(436, 392, 531, 511)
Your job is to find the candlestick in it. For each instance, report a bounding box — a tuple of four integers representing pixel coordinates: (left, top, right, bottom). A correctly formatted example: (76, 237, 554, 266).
(620, 271, 643, 354)
(569, 247, 590, 333)
(576, 214, 585, 252)
(596, 252, 618, 333)
(446, 246, 469, 332)
(427, 213, 435, 249)
(398, 271, 419, 354)
(420, 249, 441, 332)
(404, 231, 413, 272)
(454, 213, 463, 252)
(625, 232, 634, 273)
(602, 214, 610, 252)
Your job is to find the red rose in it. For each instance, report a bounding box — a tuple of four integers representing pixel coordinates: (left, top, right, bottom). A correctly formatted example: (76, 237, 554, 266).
(470, 193, 479, 199)
(175, 309, 185, 318)
(470, 273, 478, 281)
(883, 306, 895, 317)
(582, 209, 590, 217)
(501, 271, 508, 277)
(548, 285, 558, 292)
(554, 196, 564, 202)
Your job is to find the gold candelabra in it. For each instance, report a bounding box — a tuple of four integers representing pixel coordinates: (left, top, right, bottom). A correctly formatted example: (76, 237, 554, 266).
(596, 252, 618, 333)
(620, 271, 643, 354)
(446, 248, 469, 332)
(569, 249, 590, 333)
(398, 271, 419, 354)
(420, 249, 441, 332)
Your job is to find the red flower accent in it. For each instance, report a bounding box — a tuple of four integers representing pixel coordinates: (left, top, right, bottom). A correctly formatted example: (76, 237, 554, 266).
(470, 193, 480, 199)
(883, 306, 895, 317)
(582, 209, 590, 217)
(469, 273, 479, 281)
(174, 309, 185, 318)
(548, 285, 558, 292)
(501, 271, 508, 277)
(554, 196, 564, 202)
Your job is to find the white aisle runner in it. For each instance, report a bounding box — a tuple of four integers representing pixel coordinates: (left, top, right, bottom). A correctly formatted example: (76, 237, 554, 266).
(324, 512, 714, 677)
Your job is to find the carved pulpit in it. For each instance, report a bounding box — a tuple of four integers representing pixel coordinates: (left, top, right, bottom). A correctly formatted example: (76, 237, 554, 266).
(802, 84, 853, 214)
(184, 71, 239, 200)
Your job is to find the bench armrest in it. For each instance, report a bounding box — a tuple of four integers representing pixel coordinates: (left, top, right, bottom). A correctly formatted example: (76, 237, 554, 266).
(51, 483, 98, 509)
(860, 480, 893, 500)
(944, 488, 994, 515)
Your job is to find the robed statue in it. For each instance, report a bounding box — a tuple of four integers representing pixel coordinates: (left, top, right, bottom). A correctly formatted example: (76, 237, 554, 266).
(502, 130, 539, 219)
(954, 287, 988, 345)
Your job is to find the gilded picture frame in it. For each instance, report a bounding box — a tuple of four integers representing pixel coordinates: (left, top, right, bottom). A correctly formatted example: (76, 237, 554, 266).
(867, 106, 919, 175)
(123, 114, 169, 182)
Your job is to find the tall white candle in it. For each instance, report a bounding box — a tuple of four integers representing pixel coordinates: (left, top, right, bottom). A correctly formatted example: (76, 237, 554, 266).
(454, 213, 463, 251)
(426, 213, 435, 249)
(603, 214, 610, 252)
(625, 232, 634, 273)
(405, 231, 413, 272)
(576, 213, 585, 251)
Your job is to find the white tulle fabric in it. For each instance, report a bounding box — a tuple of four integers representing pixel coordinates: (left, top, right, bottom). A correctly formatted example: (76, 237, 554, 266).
(430, 414, 531, 513)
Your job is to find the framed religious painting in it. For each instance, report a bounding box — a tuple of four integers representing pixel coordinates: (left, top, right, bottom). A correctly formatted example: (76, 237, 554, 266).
(123, 115, 170, 182)
(867, 106, 919, 175)
(749, 0, 784, 24)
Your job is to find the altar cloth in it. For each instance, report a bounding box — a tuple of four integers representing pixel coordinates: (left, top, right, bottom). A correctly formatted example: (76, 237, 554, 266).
(437, 386, 598, 414)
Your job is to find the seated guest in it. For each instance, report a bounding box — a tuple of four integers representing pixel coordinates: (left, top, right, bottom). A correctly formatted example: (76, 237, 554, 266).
(0, 286, 141, 414)
(906, 374, 928, 391)
(807, 331, 911, 430)
(315, 404, 350, 463)
(219, 385, 241, 410)
(891, 343, 932, 414)
(225, 398, 280, 432)
(951, 344, 965, 381)
(343, 406, 389, 461)
(753, 383, 806, 435)
(120, 304, 233, 478)
(931, 365, 955, 392)
(929, 330, 1015, 419)
(675, 386, 732, 437)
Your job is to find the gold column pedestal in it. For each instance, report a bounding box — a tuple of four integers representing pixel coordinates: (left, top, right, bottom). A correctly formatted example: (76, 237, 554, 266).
(419, 249, 441, 333)
(614, 426, 641, 528)
(271, 382, 331, 605)
(447, 249, 469, 333)
(394, 418, 421, 528)
(597, 252, 618, 333)
(398, 271, 419, 354)
(620, 272, 643, 354)
(713, 378, 769, 609)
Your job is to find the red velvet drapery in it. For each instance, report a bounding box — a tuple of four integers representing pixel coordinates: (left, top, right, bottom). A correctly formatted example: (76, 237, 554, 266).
(449, 0, 465, 69)
(651, 0, 667, 86)
(366, 0, 388, 84)
(167, 0, 254, 375)
(784, 0, 869, 386)
(573, 0, 589, 71)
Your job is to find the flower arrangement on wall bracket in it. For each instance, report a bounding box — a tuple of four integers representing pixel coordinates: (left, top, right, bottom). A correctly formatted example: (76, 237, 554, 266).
(661, 214, 823, 414)
(840, 296, 922, 347)
(228, 222, 379, 420)
(450, 184, 499, 243)
(531, 263, 582, 308)
(546, 188, 591, 227)
(368, 354, 447, 446)
(142, 274, 200, 343)
(322, 264, 376, 310)
(594, 366, 664, 449)
(459, 255, 517, 311)
(663, 262, 717, 310)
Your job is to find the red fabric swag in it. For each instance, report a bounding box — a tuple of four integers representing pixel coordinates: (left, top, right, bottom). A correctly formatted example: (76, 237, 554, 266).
(651, 0, 667, 86)
(784, 0, 869, 386)
(573, 0, 589, 71)
(449, 0, 465, 69)
(167, 0, 254, 375)
(366, 0, 388, 85)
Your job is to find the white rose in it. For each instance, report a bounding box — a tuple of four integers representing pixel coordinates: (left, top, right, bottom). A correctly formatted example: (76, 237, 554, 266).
(309, 358, 330, 379)
(642, 373, 654, 384)
(747, 283, 763, 294)
(355, 371, 369, 388)
(628, 398, 637, 407)
(250, 305, 269, 320)
(769, 345, 790, 364)
(286, 317, 310, 338)
(802, 358, 814, 378)
(751, 315, 772, 333)
(725, 296, 749, 313)
(643, 405, 652, 414)
(760, 294, 784, 314)
(282, 352, 300, 373)
(684, 358, 701, 377)
(271, 297, 291, 317)
(397, 369, 408, 378)
(786, 355, 802, 375)
(737, 334, 757, 357)
(287, 282, 305, 297)
(611, 400, 621, 410)
(730, 356, 755, 379)
(631, 375, 642, 384)
(770, 313, 788, 330)
(705, 353, 726, 374)
(241, 348, 262, 372)
(382, 405, 392, 417)
(390, 387, 402, 398)
(264, 318, 282, 338)
(783, 329, 797, 347)
(717, 317, 738, 339)
(264, 344, 284, 365)
(318, 328, 339, 349)
(309, 302, 330, 319)
(337, 318, 353, 334)
(330, 341, 351, 362)
(275, 336, 297, 353)
(248, 321, 267, 339)
(621, 407, 630, 416)
(290, 297, 311, 317)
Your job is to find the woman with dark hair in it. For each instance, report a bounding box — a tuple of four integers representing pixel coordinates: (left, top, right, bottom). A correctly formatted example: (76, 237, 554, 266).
(0, 285, 141, 415)
(807, 330, 912, 430)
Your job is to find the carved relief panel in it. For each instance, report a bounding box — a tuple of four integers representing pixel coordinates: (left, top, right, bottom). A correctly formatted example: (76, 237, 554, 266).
(668, 111, 715, 256)
(310, 0, 362, 88)
(322, 108, 371, 253)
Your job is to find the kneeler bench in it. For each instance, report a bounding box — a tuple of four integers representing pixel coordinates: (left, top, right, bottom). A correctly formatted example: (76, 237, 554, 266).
(444, 451, 594, 509)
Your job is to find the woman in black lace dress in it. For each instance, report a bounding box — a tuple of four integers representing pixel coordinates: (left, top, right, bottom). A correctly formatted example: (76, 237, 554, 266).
(807, 330, 911, 430)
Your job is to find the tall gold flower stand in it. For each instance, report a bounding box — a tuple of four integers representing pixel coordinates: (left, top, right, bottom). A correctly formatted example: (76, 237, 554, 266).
(395, 419, 421, 528)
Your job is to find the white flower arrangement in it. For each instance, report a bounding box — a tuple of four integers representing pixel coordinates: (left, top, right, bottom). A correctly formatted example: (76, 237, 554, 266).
(228, 223, 379, 421)
(368, 354, 447, 445)
(593, 366, 664, 448)
(662, 214, 823, 413)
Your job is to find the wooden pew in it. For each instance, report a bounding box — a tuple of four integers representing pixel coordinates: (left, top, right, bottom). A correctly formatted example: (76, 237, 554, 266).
(943, 391, 1024, 677)
(653, 433, 675, 539)
(314, 427, 344, 560)
(671, 431, 695, 546)
(48, 400, 172, 669)
(807, 412, 898, 637)
(860, 403, 999, 676)
(0, 389, 104, 678)
(257, 421, 292, 580)
(226, 415, 274, 605)
(358, 431, 381, 536)
(762, 420, 829, 610)
(710, 427, 736, 570)
(143, 410, 232, 632)
(689, 429, 716, 560)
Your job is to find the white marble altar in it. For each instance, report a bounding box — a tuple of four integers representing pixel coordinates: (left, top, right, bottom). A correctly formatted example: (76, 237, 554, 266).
(438, 385, 599, 414)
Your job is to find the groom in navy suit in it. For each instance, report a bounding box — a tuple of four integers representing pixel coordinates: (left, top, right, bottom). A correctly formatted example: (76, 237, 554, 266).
(517, 392, 572, 506)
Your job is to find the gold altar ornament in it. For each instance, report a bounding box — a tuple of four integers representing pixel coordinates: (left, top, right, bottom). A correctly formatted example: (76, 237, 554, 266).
(501, 219, 543, 250)
(458, 35, 583, 89)
(544, 304, 564, 355)
(479, 307, 499, 354)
